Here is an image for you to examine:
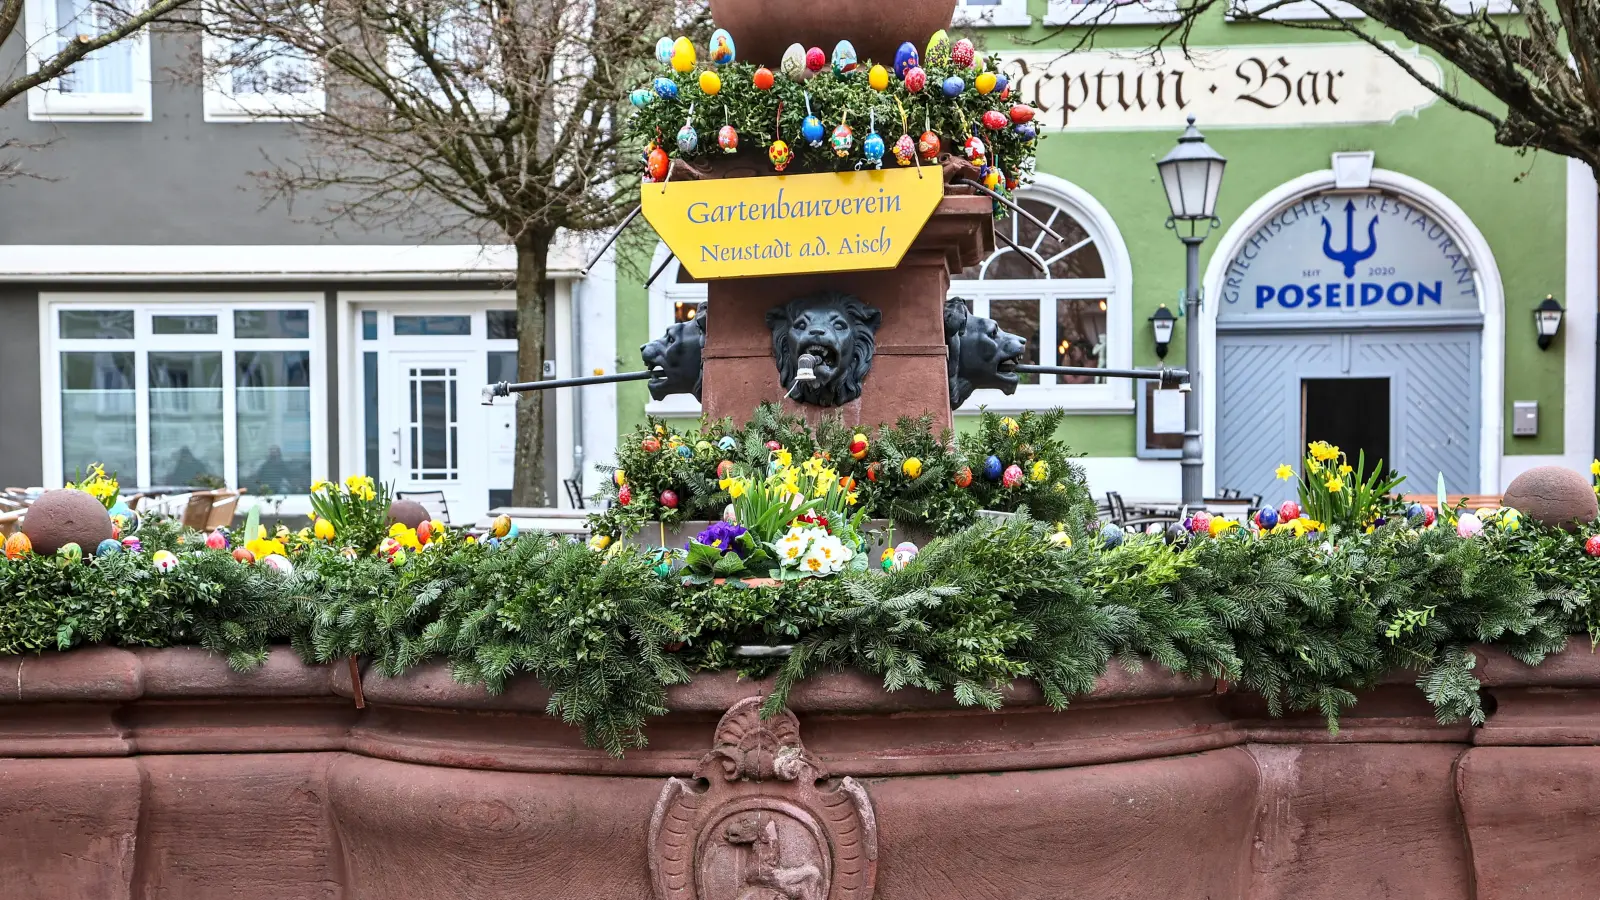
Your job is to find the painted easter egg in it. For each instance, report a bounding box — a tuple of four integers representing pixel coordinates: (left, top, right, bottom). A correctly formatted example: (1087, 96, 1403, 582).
(829, 122, 853, 157)
(57, 542, 82, 561)
(261, 553, 294, 573)
(903, 66, 926, 93)
(1256, 507, 1280, 530)
(769, 139, 793, 170)
(660, 490, 679, 509)
(1013, 123, 1037, 141)
(963, 135, 986, 163)
(1278, 500, 1302, 521)
(1010, 104, 1034, 124)
(699, 70, 721, 95)
(1586, 534, 1600, 557)
(96, 538, 121, 556)
(1002, 464, 1024, 488)
(926, 29, 951, 64)
(982, 110, 1007, 130)
(709, 28, 736, 65)
(781, 43, 808, 80)
(941, 76, 964, 97)
(862, 132, 885, 165)
(893, 42, 920, 78)
(954, 465, 973, 488)
(653, 76, 678, 99)
(4, 532, 30, 559)
(670, 36, 696, 73)
(983, 455, 1003, 480)
(646, 146, 669, 181)
(655, 36, 674, 66)
(718, 124, 739, 153)
(867, 64, 889, 91)
(152, 549, 178, 573)
(951, 38, 976, 68)
(832, 40, 858, 75)
(718, 435, 738, 452)
(676, 122, 698, 154)
(629, 88, 652, 108)
(1100, 523, 1125, 548)
(893, 134, 916, 166)
(801, 115, 824, 145)
(753, 66, 775, 90)
(993, 73, 1009, 94)
(805, 46, 826, 73)
(491, 514, 512, 537)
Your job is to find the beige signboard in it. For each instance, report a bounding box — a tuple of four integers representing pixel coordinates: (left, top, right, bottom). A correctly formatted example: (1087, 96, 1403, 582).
(997, 43, 1443, 130)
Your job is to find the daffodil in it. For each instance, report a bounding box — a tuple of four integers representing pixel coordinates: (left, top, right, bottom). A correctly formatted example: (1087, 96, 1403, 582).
(1325, 476, 1344, 493)
(1308, 441, 1340, 462)
(774, 448, 792, 468)
(1275, 464, 1294, 481)
(1339, 464, 1353, 475)
(1591, 459, 1599, 477)
(311, 479, 333, 493)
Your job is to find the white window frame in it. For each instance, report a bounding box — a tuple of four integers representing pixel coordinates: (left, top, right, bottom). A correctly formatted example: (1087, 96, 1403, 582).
(1044, 0, 1180, 26)
(39, 294, 328, 514)
(23, 0, 153, 121)
(385, 5, 507, 115)
(644, 173, 1133, 417)
(953, 0, 1033, 28)
(1225, 0, 1514, 20)
(201, 15, 325, 123)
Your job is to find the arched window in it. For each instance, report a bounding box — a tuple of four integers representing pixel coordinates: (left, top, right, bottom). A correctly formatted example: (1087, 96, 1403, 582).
(951, 173, 1132, 410)
(644, 173, 1131, 415)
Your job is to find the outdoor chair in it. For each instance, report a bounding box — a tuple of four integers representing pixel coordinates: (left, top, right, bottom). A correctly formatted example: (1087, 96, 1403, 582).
(563, 477, 586, 510)
(203, 491, 243, 531)
(396, 491, 451, 524)
(1105, 491, 1181, 531)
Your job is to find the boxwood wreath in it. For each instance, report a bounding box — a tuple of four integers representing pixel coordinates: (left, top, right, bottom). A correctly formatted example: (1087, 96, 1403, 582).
(625, 33, 1040, 201)
(4, 420, 1600, 756)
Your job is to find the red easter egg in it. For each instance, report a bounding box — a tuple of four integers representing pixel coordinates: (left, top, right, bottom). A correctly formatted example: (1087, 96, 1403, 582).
(903, 66, 926, 93)
(416, 520, 432, 543)
(805, 47, 825, 71)
(917, 131, 940, 161)
(1010, 104, 1034, 124)
(951, 38, 975, 68)
(1278, 500, 1301, 521)
(963, 135, 986, 162)
(717, 459, 734, 479)
(660, 490, 679, 509)
(955, 466, 973, 488)
(765, 440, 781, 451)
(753, 66, 775, 90)
(646, 147, 669, 181)
(982, 110, 1007, 130)
(1000, 84, 1011, 99)
(1585, 535, 1600, 557)
(866, 462, 880, 482)
(642, 437, 661, 453)
(618, 484, 633, 506)
(232, 547, 255, 564)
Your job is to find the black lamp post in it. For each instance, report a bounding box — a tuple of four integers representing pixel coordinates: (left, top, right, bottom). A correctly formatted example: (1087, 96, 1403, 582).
(1156, 116, 1226, 508)
(1535, 295, 1565, 350)
(1149, 305, 1176, 359)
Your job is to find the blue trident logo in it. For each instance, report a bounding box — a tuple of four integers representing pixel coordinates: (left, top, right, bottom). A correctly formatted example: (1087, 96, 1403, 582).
(1321, 199, 1378, 277)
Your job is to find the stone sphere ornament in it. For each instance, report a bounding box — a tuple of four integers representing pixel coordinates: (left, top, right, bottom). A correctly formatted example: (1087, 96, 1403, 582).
(1500, 465, 1599, 532)
(387, 499, 431, 530)
(19, 488, 114, 556)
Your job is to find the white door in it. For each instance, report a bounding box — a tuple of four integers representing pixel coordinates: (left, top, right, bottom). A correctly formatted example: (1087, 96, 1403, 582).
(383, 352, 485, 521)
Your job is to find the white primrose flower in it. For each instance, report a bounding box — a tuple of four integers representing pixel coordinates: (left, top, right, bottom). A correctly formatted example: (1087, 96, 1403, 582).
(813, 534, 852, 572)
(773, 527, 813, 568)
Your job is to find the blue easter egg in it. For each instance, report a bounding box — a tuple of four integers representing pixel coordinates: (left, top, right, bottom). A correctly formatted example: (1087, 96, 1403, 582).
(863, 132, 885, 161)
(655, 37, 674, 66)
(893, 42, 920, 79)
(629, 88, 652, 108)
(832, 40, 858, 75)
(718, 435, 737, 452)
(676, 123, 698, 153)
(486, 536, 502, 549)
(1013, 123, 1037, 141)
(676, 445, 694, 458)
(96, 538, 121, 557)
(801, 115, 824, 145)
(709, 28, 736, 65)
(1164, 523, 1188, 545)
(1100, 523, 1124, 549)
(108, 500, 131, 520)
(653, 77, 678, 99)
(505, 524, 520, 540)
(1257, 507, 1279, 529)
(942, 76, 964, 97)
(983, 455, 1003, 480)
(993, 73, 1009, 93)
(1406, 503, 1426, 522)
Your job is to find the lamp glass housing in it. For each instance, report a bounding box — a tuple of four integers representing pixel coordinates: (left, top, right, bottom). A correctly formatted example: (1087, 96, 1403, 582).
(1156, 117, 1227, 221)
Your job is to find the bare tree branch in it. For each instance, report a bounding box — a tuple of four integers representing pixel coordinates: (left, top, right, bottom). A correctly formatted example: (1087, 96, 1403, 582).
(0, 0, 199, 108)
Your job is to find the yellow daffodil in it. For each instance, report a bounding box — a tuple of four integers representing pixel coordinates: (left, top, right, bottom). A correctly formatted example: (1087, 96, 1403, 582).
(1274, 464, 1294, 481)
(1208, 517, 1239, 537)
(1048, 531, 1071, 547)
(1325, 476, 1344, 493)
(313, 518, 335, 541)
(1339, 464, 1353, 475)
(1591, 459, 1599, 477)
(1308, 441, 1339, 462)
(774, 448, 792, 468)
(245, 524, 286, 559)
(311, 479, 333, 493)
(845, 491, 859, 506)
(801, 456, 825, 476)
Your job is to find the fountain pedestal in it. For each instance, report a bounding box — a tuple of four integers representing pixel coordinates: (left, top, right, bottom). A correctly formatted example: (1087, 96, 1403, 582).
(701, 192, 993, 432)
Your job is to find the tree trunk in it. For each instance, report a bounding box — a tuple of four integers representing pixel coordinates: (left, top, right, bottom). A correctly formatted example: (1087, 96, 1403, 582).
(512, 232, 552, 507)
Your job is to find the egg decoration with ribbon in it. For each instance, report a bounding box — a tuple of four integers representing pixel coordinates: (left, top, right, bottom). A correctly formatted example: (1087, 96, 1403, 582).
(676, 113, 699, 154)
(893, 41, 920, 78)
(832, 40, 858, 76)
(769, 139, 793, 170)
(801, 92, 824, 146)
(893, 133, 916, 166)
(863, 131, 885, 168)
(708, 28, 736, 65)
(963, 135, 987, 164)
(781, 43, 808, 80)
(917, 130, 940, 161)
(646, 146, 669, 181)
(670, 36, 696, 73)
(830, 115, 854, 158)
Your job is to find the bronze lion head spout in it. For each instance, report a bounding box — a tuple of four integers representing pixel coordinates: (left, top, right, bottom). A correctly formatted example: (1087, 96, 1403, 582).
(639, 307, 707, 401)
(945, 297, 1026, 408)
(766, 292, 881, 407)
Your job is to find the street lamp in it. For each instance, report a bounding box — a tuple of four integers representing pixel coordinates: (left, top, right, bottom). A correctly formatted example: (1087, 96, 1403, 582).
(1535, 295, 1565, 350)
(1148, 305, 1176, 359)
(1156, 115, 1226, 508)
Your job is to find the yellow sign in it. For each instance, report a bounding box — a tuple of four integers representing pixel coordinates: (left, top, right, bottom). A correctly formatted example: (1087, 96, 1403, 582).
(641, 168, 945, 280)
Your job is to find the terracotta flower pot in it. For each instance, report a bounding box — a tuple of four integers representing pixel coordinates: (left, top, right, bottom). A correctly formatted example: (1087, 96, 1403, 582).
(708, 0, 957, 72)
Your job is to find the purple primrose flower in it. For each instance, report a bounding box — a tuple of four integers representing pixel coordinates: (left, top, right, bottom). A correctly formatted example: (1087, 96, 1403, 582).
(692, 521, 748, 556)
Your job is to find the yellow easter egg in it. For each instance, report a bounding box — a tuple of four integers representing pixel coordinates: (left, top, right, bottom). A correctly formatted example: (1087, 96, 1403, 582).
(699, 70, 721, 95)
(926, 30, 950, 64)
(976, 71, 997, 94)
(671, 36, 695, 73)
(868, 64, 889, 91)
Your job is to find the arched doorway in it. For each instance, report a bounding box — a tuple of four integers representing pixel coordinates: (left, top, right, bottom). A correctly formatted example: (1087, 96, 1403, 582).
(1200, 167, 1504, 503)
